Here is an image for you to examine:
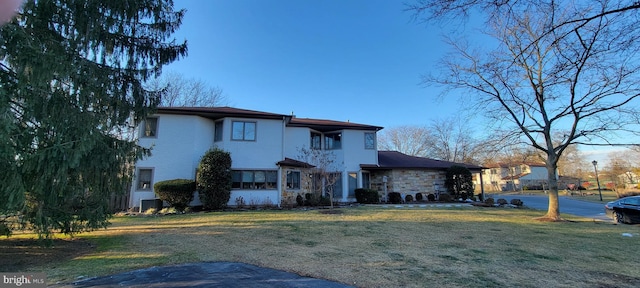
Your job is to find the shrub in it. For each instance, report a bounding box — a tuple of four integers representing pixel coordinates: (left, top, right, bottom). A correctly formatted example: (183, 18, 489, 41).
(296, 194, 304, 206)
(154, 179, 196, 211)
(355, 188, 379, 204)
(388, 192, 402, 204)
(304, 193, 330, 206)
(497, 198, 508, 206)
(485, 197, 495, 206)
(197, 148, 232, 210)
(438, 193, 452, 202)
(476, 193, 484, 202)
(510, 198, 524, 206)
(415, 193, 424, 202)
(445, 165, 473, 199)
(427, 193, 436, 201)
(405, 194, 414, 202)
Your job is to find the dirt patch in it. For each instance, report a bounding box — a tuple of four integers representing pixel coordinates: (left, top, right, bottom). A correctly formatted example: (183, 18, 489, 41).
(0, 238, 95, 271)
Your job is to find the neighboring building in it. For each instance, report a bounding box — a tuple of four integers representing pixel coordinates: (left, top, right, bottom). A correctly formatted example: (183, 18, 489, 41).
(481, 162, 553, 192)
(130, 106, 486, 209)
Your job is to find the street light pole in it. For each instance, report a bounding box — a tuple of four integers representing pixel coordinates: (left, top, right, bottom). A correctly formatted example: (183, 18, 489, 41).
(592, 160, 603, 201)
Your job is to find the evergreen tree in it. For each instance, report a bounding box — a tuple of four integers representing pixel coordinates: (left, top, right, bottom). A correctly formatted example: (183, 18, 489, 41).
(197, 148, 232, 210)
(0, 0, 187, 238)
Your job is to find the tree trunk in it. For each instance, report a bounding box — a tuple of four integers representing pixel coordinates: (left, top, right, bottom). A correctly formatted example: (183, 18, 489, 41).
(541, 155, 562, 221)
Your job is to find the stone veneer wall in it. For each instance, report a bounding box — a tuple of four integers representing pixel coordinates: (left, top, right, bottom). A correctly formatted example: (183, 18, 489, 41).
(280, 167, 314, 206)
(370, 169, 447, 199)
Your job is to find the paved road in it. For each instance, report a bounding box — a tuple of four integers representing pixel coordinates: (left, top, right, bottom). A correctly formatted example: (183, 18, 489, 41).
(488, 194, 611, 221)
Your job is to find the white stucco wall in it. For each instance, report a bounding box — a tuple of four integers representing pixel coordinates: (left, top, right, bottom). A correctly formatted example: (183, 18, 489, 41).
(131, 114, 215, 207)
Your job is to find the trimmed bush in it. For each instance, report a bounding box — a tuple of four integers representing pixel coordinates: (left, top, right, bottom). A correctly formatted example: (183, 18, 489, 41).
(296, 194, 304, 206)
(355, 188, 380, 204)
(476, 193, 484, 202)
(388, 192, 402, 204)
(485, 197, 495, 206)
(427, 193, 436, 202)
(438, 193, 451, 202)
(510, 199, 524, 206)
(405, 194, 414, 202)
(415, 193, 423, 202)
(497, 198, 508, 206)
(154, 179, 196, 211)
(304, 193, 331, 206)
(197, 148, 232, 210)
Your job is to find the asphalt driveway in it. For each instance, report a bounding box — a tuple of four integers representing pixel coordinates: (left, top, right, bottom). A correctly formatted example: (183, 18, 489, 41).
(50, 262, 353, 288)
(490, 194, 611, 221)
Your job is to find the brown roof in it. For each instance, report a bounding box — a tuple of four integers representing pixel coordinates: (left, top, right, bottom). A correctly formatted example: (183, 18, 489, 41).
(276, 158, 315, 168)
(362, 151, 484, 171)
(155, 106, 287, 120)
(287, 118, 383, 132)
(154, 107, 383, 131)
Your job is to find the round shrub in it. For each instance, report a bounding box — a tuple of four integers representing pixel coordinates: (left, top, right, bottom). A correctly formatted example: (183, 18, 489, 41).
(197, 148, 232, 210)
(154, 179, 195, 211)
(388, 192, 402, 204)
(415, 193, 424, 201)
(427, 193, 436, 201)
(355, 188, 380, 204)
(510, 198, 524, 206)
(438, 193, 452, 202)
(296, 194, 304, 206)
(485, 197, 495, 206)
(497, 198, 508, 206)
(405, 194, 414, 202)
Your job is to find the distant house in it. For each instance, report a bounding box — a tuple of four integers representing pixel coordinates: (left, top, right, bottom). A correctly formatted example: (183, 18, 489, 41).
(481, 162, 553, 191)
(130, 106, 486, 209)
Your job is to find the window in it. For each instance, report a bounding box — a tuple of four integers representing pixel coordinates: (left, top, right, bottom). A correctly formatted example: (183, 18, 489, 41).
(232, 170, 277, 190)
(324, 133, 341, 150)
(142, 118, 158, 138)
(214, 121, 223, 142)
(232, 121, 256, 141)
(364, 132, 375, 149)
(286, 171, 301, 189)
(137, 168, 153, 190)
(310, 132, 321, 150)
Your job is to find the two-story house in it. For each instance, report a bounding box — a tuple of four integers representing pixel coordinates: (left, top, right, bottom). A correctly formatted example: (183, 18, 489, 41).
(131, 106, 382, 209)
(481, 162, 551, 192)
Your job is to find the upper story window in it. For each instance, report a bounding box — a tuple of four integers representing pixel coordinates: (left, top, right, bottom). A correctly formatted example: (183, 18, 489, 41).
(310, 132, 322, 150)
(141, 117, 158, 138)
(232, 121, 256, 141)
(324, 133, 341, 150)
(214, 121, 223, 142)
(364, 132, 375, 149)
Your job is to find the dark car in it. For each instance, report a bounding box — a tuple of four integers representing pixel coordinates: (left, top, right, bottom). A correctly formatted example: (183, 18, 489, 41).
(604, 196, 640, 224)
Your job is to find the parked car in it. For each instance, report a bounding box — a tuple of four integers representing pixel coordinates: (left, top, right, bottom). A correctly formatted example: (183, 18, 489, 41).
(604, 196, 640, 224)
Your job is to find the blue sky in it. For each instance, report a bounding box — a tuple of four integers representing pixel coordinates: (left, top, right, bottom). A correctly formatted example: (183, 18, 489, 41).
(165, 0, 625, 164)
(166, 0, 457, 129)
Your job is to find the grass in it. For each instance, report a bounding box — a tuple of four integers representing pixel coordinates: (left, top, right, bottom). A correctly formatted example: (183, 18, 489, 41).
(2, 206, 640, 287)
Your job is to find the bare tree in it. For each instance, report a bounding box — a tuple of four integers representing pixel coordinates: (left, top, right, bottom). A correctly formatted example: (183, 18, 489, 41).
(377, 125, 434, 157)
(429, 116, 480, 163)
(297, 147, 341, 208)
(410, 0, 640, 220)
(146, 71, 227, 107)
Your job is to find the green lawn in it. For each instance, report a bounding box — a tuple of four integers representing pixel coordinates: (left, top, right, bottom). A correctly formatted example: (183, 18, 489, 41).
(4, 206, 640, 287)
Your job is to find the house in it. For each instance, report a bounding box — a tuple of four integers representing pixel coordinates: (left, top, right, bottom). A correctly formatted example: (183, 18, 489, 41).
(131, 106, 382, 209)
(130, 106, 486, 209)
(481, 162, 552, 192)
(362, 151, 485, 200)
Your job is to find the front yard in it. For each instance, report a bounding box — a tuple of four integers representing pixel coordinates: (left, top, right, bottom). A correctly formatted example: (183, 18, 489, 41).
(2, 206, 639, 287)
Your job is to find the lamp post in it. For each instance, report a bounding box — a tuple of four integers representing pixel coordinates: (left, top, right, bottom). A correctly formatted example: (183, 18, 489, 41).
(592, 160, 603, 201)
